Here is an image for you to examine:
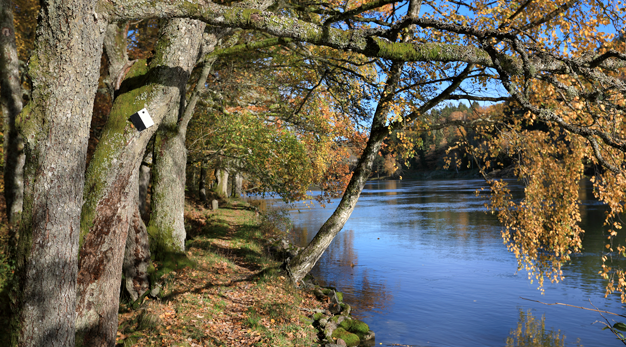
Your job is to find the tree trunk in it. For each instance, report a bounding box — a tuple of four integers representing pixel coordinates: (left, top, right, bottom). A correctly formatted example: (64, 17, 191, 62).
(10, 1, 108, 346)
(123, 202, 151, 301)
(215, 168, 229, 197)
(148, 116, 189, 255)
(286, 63, 404, 283)
(199, 163, 207, 202)
(0, 0, 25, 226)
(232, 171, 243, 198)
(148, 29, 223, 257)
(139, 151, 152, 220)
(123, 150, 152, 301)
(286, 127, 388, 283)
(75, 19, 205, 346)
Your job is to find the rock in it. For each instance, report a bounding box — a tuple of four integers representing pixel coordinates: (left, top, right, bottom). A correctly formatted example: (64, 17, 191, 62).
(211, 199, 218, 211)
(324, 321, 338, 339)
(301, 279, 316, 290)
(329, 291, 342, 314)
(149, 283, 162, 298)
(339, 318, 370, 338)
(340, 303, 351, 316)
(331, 315, 346, 325)
(319, 317, 328, 327)
(331, 328, 360, 347)
(335, 291, 343, 302)
(313, 287, 325, 300)
(323, 344, 343, 347)
(362, 330, 376, 346)
(336, 338, 347, 346)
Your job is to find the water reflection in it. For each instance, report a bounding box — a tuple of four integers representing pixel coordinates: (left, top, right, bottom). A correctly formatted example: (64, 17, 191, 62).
(268, 179, 626, 346)
(506, 309, 580, 347)
(290, 224, 394, 318)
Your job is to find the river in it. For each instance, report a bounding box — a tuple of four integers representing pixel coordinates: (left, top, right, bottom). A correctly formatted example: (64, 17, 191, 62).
(270, 179, 626, 346)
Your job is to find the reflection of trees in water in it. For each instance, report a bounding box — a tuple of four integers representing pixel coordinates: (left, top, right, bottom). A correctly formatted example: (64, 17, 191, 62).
(307, 229, 393, 320)
(506, 309, 580, 347)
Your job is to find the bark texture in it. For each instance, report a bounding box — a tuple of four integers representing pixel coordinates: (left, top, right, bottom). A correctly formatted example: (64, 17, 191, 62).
(75, 19, 205, 346)
(123, 150, 152, 301)
(147, 19, 206, 258)
(123, 199, 151, 301)
(10, 1, 107, 346)
(148, 29, 220, 257)
(138, 151, 152, 220)
(149, 121, 189, 254)
(0, 0, 25, 225)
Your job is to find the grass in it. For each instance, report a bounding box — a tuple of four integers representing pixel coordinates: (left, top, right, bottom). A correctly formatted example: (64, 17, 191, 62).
(115, 198, 325, 346)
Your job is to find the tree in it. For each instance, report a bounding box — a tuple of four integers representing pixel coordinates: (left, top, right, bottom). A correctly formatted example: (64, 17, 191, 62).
(1, 0, 624, 346)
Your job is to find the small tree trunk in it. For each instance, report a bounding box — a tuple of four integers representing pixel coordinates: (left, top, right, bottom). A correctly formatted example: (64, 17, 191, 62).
(139, 151, 152, 220)
(0, 0, 25, 226)
(286, 127, 387, 283)
(215, 168, 229, 197)
(123, 203, 151, 301)
(199, 163, 207, 202)
(148, 120, 188, 255)
(232, 172, 243, 198)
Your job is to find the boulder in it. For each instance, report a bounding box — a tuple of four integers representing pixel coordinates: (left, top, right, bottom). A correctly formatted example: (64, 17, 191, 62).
(331, 328, 360, 347)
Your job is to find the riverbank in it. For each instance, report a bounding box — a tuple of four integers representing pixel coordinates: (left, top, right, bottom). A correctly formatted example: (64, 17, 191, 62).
(369, 166, 516, 181)
(116, 198, 373, 347)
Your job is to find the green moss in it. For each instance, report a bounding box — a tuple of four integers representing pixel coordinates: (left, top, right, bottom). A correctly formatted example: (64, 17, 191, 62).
(339, 318, 370, 339)
(312, 312, 323, 321)
(79, 79, 153, 247)
(336, 291, 343, 302)
(331, 328, 360, 346)
(223, 8, 262, 25)
(124, 59, 149, 79)
(147, 225, 179, 261)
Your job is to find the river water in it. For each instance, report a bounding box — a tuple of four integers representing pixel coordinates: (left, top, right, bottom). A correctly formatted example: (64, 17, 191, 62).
(272, 179, 626, 346)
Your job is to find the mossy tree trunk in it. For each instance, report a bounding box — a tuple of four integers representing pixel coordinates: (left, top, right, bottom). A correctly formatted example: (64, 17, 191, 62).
(148, 115, 189, 255)
(147, 26, 219, 259)
(75, 19, 205, 346)
(9, 1, 108, 346)
(0, 0, 25, 227)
